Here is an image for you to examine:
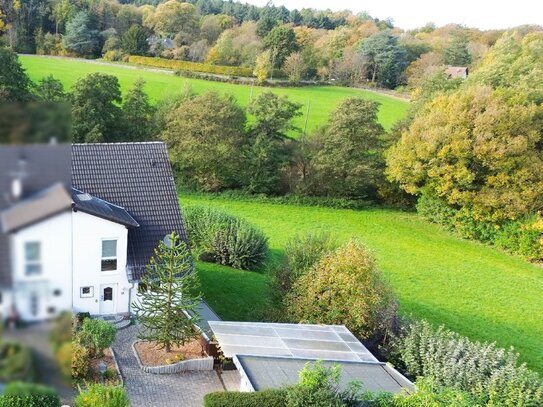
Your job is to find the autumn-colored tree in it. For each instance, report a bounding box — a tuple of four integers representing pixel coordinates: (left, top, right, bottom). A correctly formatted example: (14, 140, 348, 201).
(253, 50, 271, 83)
(286, 239, 396, 340)
(144, 0, 199, 43)
(386, 86, 543, 222)
(283, 52, 305, 82)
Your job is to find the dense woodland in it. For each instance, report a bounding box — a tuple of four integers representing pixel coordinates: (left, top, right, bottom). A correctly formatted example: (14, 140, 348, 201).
(1, 0, 541, 87)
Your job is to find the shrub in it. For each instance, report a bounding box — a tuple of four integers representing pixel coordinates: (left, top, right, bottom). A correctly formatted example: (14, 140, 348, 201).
(204, 390, 287, 407)
(389, 378, 477, 407)
(128, 55, 255, 77)
(286, 361, 362, 407)
(273, 232, 336, 296)
(103, 50, 125, 61)
(81, 318, 117, 357)
(495, 216, 543, 261)
(184, 205, 269, 271)
(0, 382, 60, 407)
(55, 342, 72, 381)
(74, 383, 129, 407)
(417, 191, 543, 260)
(0, 342, 34, 382)
(71, 341, 90, 381)
(391, 320, 543, 406)
(49, 311, 73, 351)
(286, 240, 396, 340)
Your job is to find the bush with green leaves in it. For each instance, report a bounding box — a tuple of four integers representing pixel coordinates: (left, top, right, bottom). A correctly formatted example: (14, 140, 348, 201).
(184, 205, 269, 271)
(286, 361, 363, 407)
(0, 342, 34, 382)
(204, 390, 287, 407)
(74, 383, 129, 407)
(0, 382, 60, 407)
(273, 232, 336, 297)
(417, 191, 543, 260)
(286, 239, 396, 340)
(81, 318, 117, 357)
(49, 311, 74, 351)
(71, 341, 90, 381)
(391, 320, 543, 406)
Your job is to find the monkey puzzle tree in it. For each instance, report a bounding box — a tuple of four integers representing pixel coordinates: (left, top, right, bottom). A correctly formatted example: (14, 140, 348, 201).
(132, 232, 201, 352)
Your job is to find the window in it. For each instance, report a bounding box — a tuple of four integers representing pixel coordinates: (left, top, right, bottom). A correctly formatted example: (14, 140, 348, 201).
(24, 242, 41, 276)
(101, 240, 117, 271)
(80, 286, 94, 298)
(103, 287, 113, 301)
(53, 289, 61, 297)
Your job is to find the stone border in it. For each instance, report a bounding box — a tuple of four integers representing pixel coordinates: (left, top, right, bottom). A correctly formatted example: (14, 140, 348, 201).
(109, 347, 124, 385)
(132, 341, 214, 374)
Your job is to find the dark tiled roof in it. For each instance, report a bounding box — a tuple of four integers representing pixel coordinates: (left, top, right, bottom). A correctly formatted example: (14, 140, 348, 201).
(72, 188, 139, 228)
(72, 142, 187, 281)
(0, 144, 71, 288)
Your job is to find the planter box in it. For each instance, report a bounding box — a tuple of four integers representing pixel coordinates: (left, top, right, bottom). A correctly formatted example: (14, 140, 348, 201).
(132, 341, 214, 374)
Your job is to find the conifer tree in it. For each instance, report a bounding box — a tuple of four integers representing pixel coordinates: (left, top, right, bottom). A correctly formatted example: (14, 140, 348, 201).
(132, 232, 201, 352)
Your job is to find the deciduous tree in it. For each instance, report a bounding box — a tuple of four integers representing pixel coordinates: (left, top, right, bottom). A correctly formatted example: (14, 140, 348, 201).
(159, 91, 246, 191)
(70, 73, 122, 143)
(310, 98, 384, 200)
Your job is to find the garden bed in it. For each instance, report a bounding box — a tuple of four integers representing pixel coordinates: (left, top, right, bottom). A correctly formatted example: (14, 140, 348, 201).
(133, 340, 213, 374)
(134, 340, 205, 367)
(89, 348, 122, 384)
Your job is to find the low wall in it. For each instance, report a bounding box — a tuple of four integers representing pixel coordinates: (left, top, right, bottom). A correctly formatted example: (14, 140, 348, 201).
(132, 341, 214, 374)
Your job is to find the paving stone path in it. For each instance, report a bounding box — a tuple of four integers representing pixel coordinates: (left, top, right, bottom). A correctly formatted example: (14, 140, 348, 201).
(112, 325, 240, 407)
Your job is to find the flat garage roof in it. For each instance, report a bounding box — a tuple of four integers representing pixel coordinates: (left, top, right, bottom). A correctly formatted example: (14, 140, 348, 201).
(234, 355, 414, 394)
(208, 321, 378, 362)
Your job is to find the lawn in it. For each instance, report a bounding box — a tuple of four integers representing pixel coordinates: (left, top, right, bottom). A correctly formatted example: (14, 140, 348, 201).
(183, 194, 543, 374)
(19, 55, 409, 132)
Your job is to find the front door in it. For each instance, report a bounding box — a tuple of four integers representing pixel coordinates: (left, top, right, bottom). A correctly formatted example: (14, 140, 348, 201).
(99, 284, 116, 315)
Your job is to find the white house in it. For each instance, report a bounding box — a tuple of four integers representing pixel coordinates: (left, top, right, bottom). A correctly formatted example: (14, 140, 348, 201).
(0, 142, 188, 322)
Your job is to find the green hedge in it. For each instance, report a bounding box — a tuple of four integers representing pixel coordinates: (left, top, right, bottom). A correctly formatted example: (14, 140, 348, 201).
(128, 56, 255, 77)
(203, 390, 287, 407)
(0, 382, 60, 407)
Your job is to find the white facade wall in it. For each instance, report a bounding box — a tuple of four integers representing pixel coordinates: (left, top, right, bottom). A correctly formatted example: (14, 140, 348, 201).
(72, 211, 134, 315)
(10, 211, 73, 321)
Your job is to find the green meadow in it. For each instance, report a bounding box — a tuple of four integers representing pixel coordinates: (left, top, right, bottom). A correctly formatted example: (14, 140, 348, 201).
(19, 55, 409, 132)
(183, 195, 543, 374)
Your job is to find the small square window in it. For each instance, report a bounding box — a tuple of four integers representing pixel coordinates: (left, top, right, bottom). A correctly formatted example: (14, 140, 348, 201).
(80, 286, 94, 298)
(53, 289, 62, 297)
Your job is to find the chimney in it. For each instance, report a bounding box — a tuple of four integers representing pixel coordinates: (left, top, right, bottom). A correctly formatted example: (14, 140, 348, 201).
(11, 156, 27, 201)
(11, 178, 22, 200)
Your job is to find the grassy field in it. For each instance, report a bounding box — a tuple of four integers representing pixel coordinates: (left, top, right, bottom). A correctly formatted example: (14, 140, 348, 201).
(19, 55, 409, 132)
(184, 195, 543, 374)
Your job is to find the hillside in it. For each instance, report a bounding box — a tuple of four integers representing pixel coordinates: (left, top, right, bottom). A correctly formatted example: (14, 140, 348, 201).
(184, 194, 543, 374)
(19, 55, 409, 132)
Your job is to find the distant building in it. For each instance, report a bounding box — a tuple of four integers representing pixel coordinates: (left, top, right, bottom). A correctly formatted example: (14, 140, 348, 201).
(445, 66, 469, 80)
(146, 36, 175, 50)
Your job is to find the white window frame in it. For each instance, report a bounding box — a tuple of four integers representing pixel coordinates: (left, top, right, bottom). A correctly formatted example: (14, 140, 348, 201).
(24, 241, 42, 276)
(80, 286, 94, 298)
(101, 239, 118, 272)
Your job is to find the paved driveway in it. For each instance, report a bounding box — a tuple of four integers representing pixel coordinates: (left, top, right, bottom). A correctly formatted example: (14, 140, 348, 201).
(112, 325, 240, 407)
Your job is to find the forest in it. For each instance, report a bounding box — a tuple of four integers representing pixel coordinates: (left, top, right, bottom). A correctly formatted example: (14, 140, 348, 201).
(2, 0, 541, 88)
